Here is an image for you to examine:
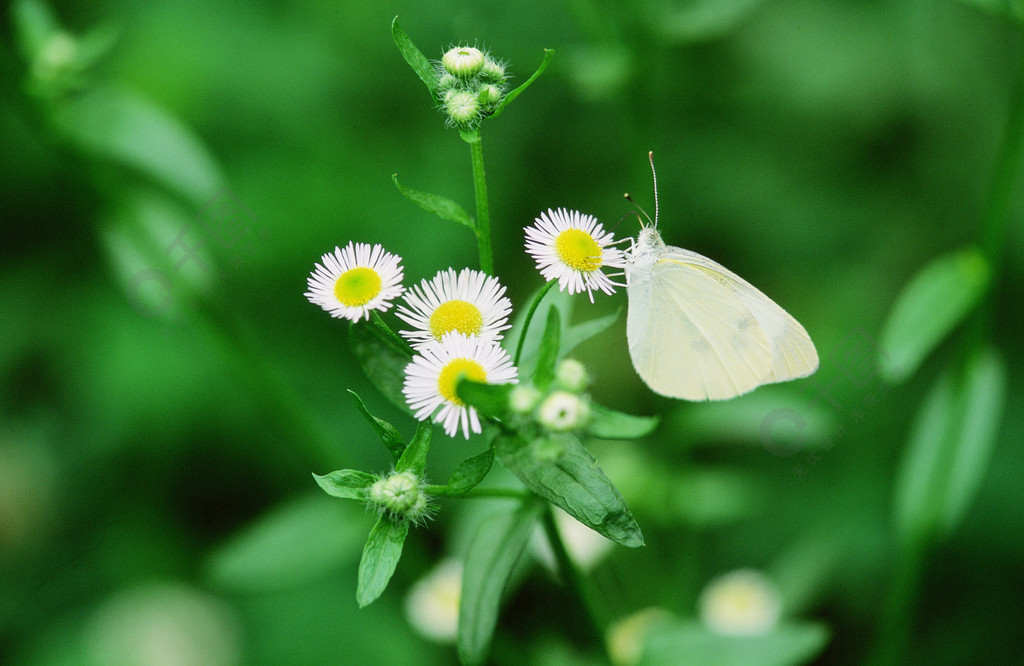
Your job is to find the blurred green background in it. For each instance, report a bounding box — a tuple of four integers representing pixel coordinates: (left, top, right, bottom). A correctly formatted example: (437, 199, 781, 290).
(2, 0, 1022, 664)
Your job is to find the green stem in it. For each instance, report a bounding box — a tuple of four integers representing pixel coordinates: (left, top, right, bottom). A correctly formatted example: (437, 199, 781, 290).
(462, 129, 494, 275)
(370, 310, 414, 358)
(427, 486, 531, 500)
(514, 280, 558, 366)
(541, 504, 608, 648)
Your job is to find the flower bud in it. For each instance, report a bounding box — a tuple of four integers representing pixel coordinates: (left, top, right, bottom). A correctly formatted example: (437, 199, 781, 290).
(555, 358, 590, 392)
(477, 84, 504, 107)
(444, 90, 481, 126)
(538, 390, 591, 432)
(369, 470, 430, 522)
(509, 385, 542, 414)
(479, 58, 506, 83)
(436, 72, 459, 93)
(442, 46, 485, 78)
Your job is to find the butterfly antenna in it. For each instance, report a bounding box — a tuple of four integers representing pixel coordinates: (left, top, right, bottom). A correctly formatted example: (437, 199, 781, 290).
(648, 151, 659, 228)
(623, 192, 654, 228)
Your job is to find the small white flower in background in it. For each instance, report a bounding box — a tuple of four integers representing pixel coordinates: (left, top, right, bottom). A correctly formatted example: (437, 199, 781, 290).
(509, 385, 542, 414)
(396, 268, 512, 349)
(554, 358, 590, 392)
(403, 332, 518, 438)
(405, 558, 463, 644)
(699, 569, 782, 636)
(537, 390, 591, 432)
(605, 607, 673, 666)
(304, 242, 404, 322)
(531, 507, 614, 573)
(525, 208, 625, 302)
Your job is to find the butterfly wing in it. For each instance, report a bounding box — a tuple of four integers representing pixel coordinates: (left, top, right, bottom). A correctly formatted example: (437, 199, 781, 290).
(627, 245, 818, 400)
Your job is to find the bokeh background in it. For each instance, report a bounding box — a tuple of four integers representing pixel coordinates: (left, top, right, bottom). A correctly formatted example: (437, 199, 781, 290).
(2, 0, 1022, 664)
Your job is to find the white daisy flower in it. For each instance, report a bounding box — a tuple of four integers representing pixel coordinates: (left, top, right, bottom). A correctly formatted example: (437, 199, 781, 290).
(404, 558, 463, 644)
(525, 208, 625, 302)
(304, 242, 404, 322)
(403, 332, 518, 439)
(396, 268, 512, 350)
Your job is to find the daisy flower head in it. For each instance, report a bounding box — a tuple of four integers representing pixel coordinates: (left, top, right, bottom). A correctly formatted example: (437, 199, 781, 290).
(304, 242, 404, 322)
(396, 268, 513, 349)
(525, 208, 625, 302)
(403, 332, 518, 439)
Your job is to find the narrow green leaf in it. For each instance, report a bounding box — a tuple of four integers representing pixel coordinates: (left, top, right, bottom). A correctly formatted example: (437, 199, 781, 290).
(349, 320, 412, 413)
(444, 448, 495, 495)
(532, 307, 562, 390)
(562, 307, 622, 355)
(456, 379, 512, 420)
(642, 620, 830, 666)
(52, 85, 225, 207)
(586, 403, 660, 440)
(392, 174, 475, 229)
(313, 469, 376, 501)
(458, 499, 542, 665)
(206, 494, 365, 592)
(391, 17, 439, 102)
(495, 433, 643, 547)
(894, 347, 1007, 544)
(510, 284, 572, 371)
(348, 389, 405, 463)
(396, 421, 432, 475)
(12, 0, 60, 59)
(356, 515, 410, 607)
(489, 49, 554, 120)
(878, 247, 989, 383)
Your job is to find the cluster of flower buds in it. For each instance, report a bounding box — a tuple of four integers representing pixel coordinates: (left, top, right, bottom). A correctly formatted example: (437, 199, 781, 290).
(510, 358, 593, 435)
(437, 45, 509, 128)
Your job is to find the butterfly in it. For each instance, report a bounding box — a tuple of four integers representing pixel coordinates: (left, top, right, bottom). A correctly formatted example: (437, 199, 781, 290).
(624, 154, 819, 400)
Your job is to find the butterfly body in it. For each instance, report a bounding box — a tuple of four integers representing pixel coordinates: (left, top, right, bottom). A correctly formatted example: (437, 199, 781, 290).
(625, 225, 818, 401)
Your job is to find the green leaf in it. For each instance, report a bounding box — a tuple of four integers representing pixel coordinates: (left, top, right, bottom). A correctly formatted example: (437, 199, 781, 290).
(532, 307, 562, 390)
(396, 421, 432, 475)
(348, 389, 405, 463)
(894, 347, 1007, 544)
(489, 49, 554, 120)
(495, 433, 643, 547)
(562, 307, 622, 355)
(51, 85, 225, 207)
(392, 174, 475, 230)
(12, 0, 61, 60)
(510, 283, 571, 371)
(878, 247, 989, 383)
(313, 469, 376, 501)
(391, 17, 439, 102)
(206, 494, 365, 592)
(444, 448, 495, 496)
(456, 379, 512, 420)
(586, 403, 660, 440)
(349, 319, 412, 413)
(356, 514, 410, 607)
(458, 499, 542, 665)
(652, 0, 772, 43)
(641, 620, 830, 666)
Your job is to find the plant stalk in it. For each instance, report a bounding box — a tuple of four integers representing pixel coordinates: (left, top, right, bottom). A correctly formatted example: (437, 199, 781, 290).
(463, 129, 494, 275)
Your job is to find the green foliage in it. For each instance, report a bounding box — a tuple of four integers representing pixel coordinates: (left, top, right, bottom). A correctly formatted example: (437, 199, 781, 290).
(312, 469, 375, 500)
(440, 447, 495, 496)
(391, 17, 440, 103)
(488, 48, 555, 120)
(878, 247, 990, 383)
(392, 173, 475, 230)
(586, 403, 660, 440)
(348, 319, 411, 412)
(356, 515, 410, 608)
(349, 389, 406, 463)
(458, 499, 543, 665)
(396, 421, 432, 475)
(642, 621, 830, 666)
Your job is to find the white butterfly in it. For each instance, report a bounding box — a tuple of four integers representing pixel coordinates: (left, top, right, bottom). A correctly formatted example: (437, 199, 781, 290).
(624, 155, 819, 401)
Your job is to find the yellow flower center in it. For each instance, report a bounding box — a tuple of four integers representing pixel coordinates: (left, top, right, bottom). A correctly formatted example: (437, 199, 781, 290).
(555, 229, 602, 272)
(429, 300, 484, 340)
(437, 358, 487, 405)
(334, 267, 381, 306)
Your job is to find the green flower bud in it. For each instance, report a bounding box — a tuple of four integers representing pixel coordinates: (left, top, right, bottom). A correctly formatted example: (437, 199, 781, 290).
(554, 358, 589, 392)
(509, 385, 542, 414)
(444, 90, 481, 126)
(442, 46, 485, 78)
(478, 84, 504, 107)
(538, 390, 591, 432)
(436, 72, 459, 92)
(369, 470, 431, 522)
(479, 58, 506, 83)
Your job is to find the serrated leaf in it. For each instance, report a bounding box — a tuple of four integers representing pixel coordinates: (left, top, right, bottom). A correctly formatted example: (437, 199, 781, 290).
(533, 307, 562, 390)
(51, 85, 225, 207)
(489, 49, 554, 120)
(495, 433, 643, 547)
(356, 514, 409, 607)
(313, 469, 376, 501)
(349, 320, 412, 413)
(641, 620, 830, 666)
(563, 307, 622, 355)
(206, 494, 365, 592)
(349, 389, 405, 463)
(458, 499, 542, 665)
(456, 379, 512, 420)
(878, 247, 989, 383)
(392, 174, 474, 229)
(444, 448, 495, 495)
(396, 421, 432, 475)
(587, 403, 660, 439)
(894, 347, 1007, 544)
(391, 17, 439, 102)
